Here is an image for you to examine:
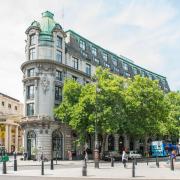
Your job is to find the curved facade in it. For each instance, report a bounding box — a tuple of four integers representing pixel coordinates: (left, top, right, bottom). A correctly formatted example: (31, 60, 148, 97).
(21, 11, 170, 160)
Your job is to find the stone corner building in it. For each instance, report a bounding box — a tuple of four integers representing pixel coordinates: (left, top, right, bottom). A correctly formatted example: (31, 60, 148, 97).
(20, 11, 170, 160)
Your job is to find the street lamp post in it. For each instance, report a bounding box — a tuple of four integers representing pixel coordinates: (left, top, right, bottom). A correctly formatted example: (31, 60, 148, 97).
(94, 78, 100, 168)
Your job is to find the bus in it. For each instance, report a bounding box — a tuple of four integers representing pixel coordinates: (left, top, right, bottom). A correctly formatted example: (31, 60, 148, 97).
(151, 141, 179, 157)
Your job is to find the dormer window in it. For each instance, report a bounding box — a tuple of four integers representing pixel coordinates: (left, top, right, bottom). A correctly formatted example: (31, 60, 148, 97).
(30, 34, 36, 46)
(80, 40, 86, 50)
(57, 36, 62, 49)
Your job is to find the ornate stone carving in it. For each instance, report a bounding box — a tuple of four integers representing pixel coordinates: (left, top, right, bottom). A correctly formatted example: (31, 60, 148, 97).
(41, 76, 50, 93)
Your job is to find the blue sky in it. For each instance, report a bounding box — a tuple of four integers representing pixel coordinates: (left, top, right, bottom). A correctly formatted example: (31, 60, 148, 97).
(0, 0, 179, 102)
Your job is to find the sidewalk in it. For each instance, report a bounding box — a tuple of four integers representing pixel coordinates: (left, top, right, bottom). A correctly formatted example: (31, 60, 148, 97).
(1, 158, 180, 179)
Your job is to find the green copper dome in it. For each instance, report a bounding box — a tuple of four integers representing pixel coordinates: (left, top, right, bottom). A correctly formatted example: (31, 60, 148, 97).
(40, 11, 56, 35)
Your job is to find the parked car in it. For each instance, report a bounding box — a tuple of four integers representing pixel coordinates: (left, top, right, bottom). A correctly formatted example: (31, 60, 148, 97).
(102, 151, 121, 161)
(128, 151, 142, 159)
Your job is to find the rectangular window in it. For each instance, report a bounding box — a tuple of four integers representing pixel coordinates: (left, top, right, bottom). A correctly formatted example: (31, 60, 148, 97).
(55, 86, 62, 101)
(8, 104, 11, 109)
(94, 58, 100, 64)
(102, 52, 108, 61)
(27, 68, 35, 77)
(29, 48, 35, 60)
(86, 63, 91, 75)
(57, 36, 62, 48)
(141, 71, 145, 77)
(133, 67, 138, 75)
(30, 34, 36, 46)
(123, 63, 128, 71)
(56, 50, 62, 62)
(56, 70, 62, 81)
(112, 57, 118, 66)
(27, 103, 34, 116)
(27, 85, 35, 99)
(125, 72, 131, 77)
(72, 57, 79, 70)
(92, 46, 97, 56)
(72, 75, 77, 81)
(15, 106, 17, 110)
(2, 101, 4, 106)
(105, 63, 110, 68)
(79, 40, 86, 50)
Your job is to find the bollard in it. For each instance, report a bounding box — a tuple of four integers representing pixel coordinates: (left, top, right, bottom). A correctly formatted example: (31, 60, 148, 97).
(111, 157, 114, 167)
(82, 159, 87, 176)
(132, 160, 135, 177)
(170, 157, 174, 171)
(41, 153, 44, 175)
(84, 158, 87, 168)
(135, 157, 137, 165)
(14, 152, 17, 171)
(2, 161, 7, 174)
(146, 156, 149, 166)
(156, 156, 159, 168)
(50, 159, 54, 170)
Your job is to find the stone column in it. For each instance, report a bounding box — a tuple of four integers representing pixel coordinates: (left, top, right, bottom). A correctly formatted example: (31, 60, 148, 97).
(15, 126, 19, 152)
(114, 134, 119, 151)
(124, 134, 129, 150)
(8, 125, 12, 153)
(5, 125, 9, 152)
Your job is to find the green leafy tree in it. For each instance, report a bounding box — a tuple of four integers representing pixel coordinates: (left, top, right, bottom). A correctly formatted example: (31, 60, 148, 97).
(54, 67, 127, 153)
(124, 75, 170, 152)
(164, 91, 180, 142)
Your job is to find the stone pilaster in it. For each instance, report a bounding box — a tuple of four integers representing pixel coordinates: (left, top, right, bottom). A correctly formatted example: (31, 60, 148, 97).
(124, 134, 129, 150)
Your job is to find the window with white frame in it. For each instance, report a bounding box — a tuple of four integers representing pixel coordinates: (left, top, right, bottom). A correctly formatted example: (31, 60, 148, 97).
(27, 85, 35, 99)
(55, 86, 62, 101)
(141, 71, 145, 77)
(56, 50, 62, 62)
(94, 58, 100, 64)
(133, 67, 138, 75)
(123, 63, 128, 71)
(112, 57, 118, 66)
(102, 52, 108, 61)
(30, 34, 36, 46)
(57, 36, 62, 48)
(85, 63, 91, 75)
(29, 48, 35, 60)
(79, 40, 86, 50)
(27, 68, 35, 77)
(72, 57, 79, 70)
(56, 70, 62, 81)
(92, 46, 97, 56)
(27, 103, 34, 116)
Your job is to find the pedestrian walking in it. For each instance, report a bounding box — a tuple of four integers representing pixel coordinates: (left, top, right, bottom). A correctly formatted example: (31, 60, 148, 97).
(122, 150, 128, 168)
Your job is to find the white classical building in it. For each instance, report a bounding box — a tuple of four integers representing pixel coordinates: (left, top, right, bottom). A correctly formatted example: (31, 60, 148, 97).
(21, 11, 170, 160)
(0, 93, 23, 153)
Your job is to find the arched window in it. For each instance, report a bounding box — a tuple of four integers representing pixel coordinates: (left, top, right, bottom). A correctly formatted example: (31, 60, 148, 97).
(27, 130, 36, 160)
(52, 129, 63, 159)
